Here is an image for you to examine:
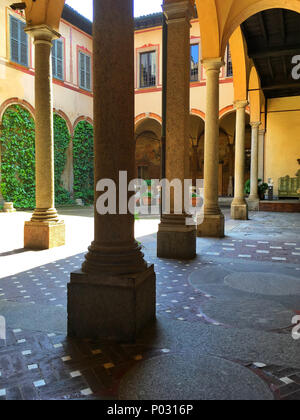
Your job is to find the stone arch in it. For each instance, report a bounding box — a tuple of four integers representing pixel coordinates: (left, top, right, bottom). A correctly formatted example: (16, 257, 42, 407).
(229, 26, 250, 102)
(194, 0, 300, 59)
(191, 109, 206, 121)
(0, 98, 35, 122)
(73, 116, 94, 132)
(54, 109, 74, 137)
(249, 65, 262, 123)
(135, 117, 162, 179)
(222, 1, 300, 56)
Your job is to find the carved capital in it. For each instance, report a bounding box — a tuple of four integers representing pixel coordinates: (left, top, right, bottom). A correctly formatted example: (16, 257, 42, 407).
(163, 0, 195, 23)
(25, 24, 60, 45)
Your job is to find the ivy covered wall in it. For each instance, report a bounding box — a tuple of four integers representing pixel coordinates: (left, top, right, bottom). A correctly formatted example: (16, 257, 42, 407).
(73, 121, 94, 204)
(0, 106, 94, 209)
(53, 113, 72, 205)
(0, 105, 36, 208)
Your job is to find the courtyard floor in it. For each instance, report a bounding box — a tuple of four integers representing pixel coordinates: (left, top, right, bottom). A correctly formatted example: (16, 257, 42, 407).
(0, 207, 300, 400)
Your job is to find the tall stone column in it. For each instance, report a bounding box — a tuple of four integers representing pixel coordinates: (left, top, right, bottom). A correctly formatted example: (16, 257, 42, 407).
(24, 26, 65, 249)
(248, 121, 261, 210)
(197, 59, 225, 238)
(258, 129, 265, 181)
(231, 100, 248, 220)
(68, 0, 156, 342)
(157, 0, 196, 260)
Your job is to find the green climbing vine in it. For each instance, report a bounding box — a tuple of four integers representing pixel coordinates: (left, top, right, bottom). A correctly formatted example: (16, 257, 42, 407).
(53, 114, 72, 205)
(73, 121, 94, 203)
(0, 107, 93, 209)
(0, 105, 36, 208)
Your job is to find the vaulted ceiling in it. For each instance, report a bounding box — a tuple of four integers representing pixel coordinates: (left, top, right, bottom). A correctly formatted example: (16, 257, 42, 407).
(242, 8, 300, 99)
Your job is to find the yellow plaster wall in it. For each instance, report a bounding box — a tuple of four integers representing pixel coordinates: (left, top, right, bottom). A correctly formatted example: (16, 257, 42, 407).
(265, 97, 300, 195)
(0, 0, 93, 128)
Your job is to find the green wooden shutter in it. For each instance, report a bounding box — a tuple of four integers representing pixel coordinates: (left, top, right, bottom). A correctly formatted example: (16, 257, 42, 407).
(10, 16, 20, 63)
(19, 21, 28, 66)
(85, 54, 91, 90)
(10, 16, 28, 66)
(56, 40, 64, 80)
(52, 39, 64, 80)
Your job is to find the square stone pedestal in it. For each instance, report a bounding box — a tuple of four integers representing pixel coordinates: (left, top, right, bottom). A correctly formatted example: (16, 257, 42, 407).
(247, 198, 260, 211)
(231, 203, 248, 220)
(197, 213, 225, 238)
(67, 265, 156, 342)
(24, 220, 65, 250)
(157, 227, 196, 260)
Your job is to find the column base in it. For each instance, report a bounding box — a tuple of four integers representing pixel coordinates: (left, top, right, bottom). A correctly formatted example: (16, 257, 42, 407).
(247, 198, 260, 211)
(157, 225, 196, 260)
(197, 213, 225, 238)
(3, 202, 16, 213)
(67, 265, 156, 342)
(231, 201, 248, 220)
(24, 220, 65, 250)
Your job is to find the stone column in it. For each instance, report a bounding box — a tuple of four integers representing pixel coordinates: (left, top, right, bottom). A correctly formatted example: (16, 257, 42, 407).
(24, 25, 65, 249)
(258, 129, 265, 181)
(157, 0, 196, 260)
(231, 100, 248, 220)
(68, 0, 156, 342)
(197, 59, 225, 238)
(248, 121, 261, 210)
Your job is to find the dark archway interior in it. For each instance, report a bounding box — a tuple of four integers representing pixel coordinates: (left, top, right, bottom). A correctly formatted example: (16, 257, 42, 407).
(242, 8, 300, 98)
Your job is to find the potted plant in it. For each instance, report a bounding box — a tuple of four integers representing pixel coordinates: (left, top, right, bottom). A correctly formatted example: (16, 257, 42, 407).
(191, 193, 201, 207)
(244, 179, 268, 200)
(258, 180, 268, 200)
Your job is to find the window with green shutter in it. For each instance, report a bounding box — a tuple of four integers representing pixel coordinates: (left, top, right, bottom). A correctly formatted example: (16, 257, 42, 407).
(79, 51, 91, 91)
(52, 39, 64, 81)
(10, 15, 28, 67)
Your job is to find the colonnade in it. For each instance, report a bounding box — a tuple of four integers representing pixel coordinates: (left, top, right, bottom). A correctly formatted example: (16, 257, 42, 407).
(22, 0, 262, 340)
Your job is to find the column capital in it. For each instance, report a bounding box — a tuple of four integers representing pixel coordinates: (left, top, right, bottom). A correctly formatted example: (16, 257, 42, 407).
(202, 58, 225, 72)
(250, 121, 261, 128)
(259, 129, 266, 135)
(163, 0, 195, 22)
(234, 100, 249, 110)
(25, 24, 60, 44)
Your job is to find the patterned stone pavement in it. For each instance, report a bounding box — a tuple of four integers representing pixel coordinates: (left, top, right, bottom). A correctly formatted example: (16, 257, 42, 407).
(0, 209, 300, 400)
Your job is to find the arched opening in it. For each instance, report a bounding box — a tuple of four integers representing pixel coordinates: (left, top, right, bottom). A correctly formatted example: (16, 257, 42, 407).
(135, 117, 162, 180)
(0, 104, 35, 209)
(53, 113, 72, 204)
(73, 120, 94, 204)
(219, 110, 251, 197)
(189, 114, 205, 185)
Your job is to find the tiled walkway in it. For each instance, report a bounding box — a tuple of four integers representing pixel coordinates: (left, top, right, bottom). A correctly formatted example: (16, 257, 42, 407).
(0, 208, 300, 400)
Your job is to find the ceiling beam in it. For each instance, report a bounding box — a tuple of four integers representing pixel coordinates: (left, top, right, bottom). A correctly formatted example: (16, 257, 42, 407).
(262, 82, 300, 91)
(258, 12, 268, 43)
(249, 45, 300, 59)
(267, 58, 274, 80)
(278, 9, 286, 42)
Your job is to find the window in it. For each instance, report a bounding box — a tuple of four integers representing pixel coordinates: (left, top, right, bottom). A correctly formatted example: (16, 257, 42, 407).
(52, 39, 64, 81)
(10, 15, 28, 67)
(79, 51, 91, 91)
(140, 51, 156, 88)
(190, 44, 199, 82)
(226, 46, 233, 78)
